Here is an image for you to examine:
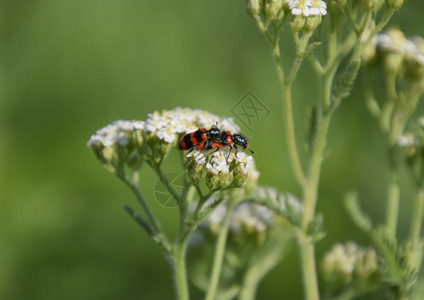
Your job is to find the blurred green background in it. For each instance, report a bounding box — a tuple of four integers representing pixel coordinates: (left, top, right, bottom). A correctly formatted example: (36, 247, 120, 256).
(1, 1, 424, 299)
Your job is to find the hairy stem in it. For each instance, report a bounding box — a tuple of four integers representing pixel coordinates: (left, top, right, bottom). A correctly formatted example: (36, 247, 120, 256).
(386, 161, 400, 240)
(204, 199, 235, 300)
(299, 237, 320, 300)
(122, 176, 162, 235)
(409, 189, 424, 259)
(172, 242, 190, 300)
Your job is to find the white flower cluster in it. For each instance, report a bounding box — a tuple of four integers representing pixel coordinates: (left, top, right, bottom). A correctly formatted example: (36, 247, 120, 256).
(256, 186, 303, 213)
(322, 241, 378, 283)
(204, 150, 254, 174)
(199, 148, 257, 190)
(374, 29, 424, 66)
(87, 108, 241, 149)
(206, 149, 232, 175)
(287, 0, 327, 17)
(203, 201, 274, 234)
(87, 120, 144, 148)
(397, 132, 417, 147)
(144, 108, 239, 144)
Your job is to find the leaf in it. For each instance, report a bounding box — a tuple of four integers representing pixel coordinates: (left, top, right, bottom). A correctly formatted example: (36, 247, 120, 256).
(344, 192, 373, 232)
(124, 205, 154, 236)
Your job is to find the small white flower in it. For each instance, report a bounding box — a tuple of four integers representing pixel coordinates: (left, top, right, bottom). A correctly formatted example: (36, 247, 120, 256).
(206, 151, 231, 175)
(203, 201, 274, 234)
(397, 133, 416, 147)
(187, 150, 207, 165)
(144, 108, 240, 145)
(322, 241, 378, 284)
(287, 0, 312, 16)
(309, 0, 327, 16)
(87, 120, 141, 148)
(234, 151, 254, 174)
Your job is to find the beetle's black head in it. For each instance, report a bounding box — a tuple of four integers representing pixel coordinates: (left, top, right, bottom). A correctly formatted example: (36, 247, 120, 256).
(208, 125, 221, 139)
(232, 134, 248, 149)
(232, 133, 254, 154)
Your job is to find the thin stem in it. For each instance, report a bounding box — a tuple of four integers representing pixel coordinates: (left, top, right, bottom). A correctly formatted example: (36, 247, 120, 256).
(238, 272, 260, 300)
(151, 163, 182, 206)
(386, 158, 400, 240)
(122, 176, 162, 234)
(298, 233, 320, 300)
(409, 188, 424, 255)
(204, 199, 235, 300)
(298, 112, 332, 300)
(172, 242, 190, 300)
(302, 112, 332, 230)
(282, 85, 306, 187)
(268, 32, 306, 187)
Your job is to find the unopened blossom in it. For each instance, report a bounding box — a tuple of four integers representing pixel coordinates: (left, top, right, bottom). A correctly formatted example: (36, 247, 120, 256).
(322, 242, 379, 286)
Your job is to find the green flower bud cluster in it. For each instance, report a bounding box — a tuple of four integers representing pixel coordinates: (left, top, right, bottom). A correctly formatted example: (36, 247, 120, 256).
(247, 0, 285, 21)
(386, 0, 403, 9)
(365, 29, 424, 82)
(328, 0, 347, 14)
(321, 242, 380, 290)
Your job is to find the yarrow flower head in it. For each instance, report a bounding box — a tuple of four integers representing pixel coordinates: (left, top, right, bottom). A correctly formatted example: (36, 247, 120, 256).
(368, 29, 424, 76)
(200, 200, 276, 242)
(144, 108, 239, 145)
(88, 108, 256, 192)
(201, 148, 259, 191)
(287, 0, 327, 17)
(87, 120, 144, 148)
(321, 242, 379, 288)
(87, 120, 144, 172)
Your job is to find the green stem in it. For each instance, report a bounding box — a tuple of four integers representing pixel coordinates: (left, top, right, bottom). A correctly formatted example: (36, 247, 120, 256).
(409, 188, 424, 256)
(298, 234, 320, 300)
(386, 160, 400, 240)
(282, 84, 306, 187)
(238, 272, 259, 300)
(271, 38, 306, 186)
(302, 113, 331, 230)
(122, 176, 162, 234)
(204, 199, 235, 300)
(298, 112, 332, 300)
(173, 242, 190, 300)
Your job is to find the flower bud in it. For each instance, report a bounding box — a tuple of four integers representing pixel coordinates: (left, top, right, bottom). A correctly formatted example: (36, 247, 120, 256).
(363, 0, 378, 10)
(322, 242, 380, 290)
(247, 0, 263, 17)
(264, 0, 284, 21)
(386, 0, 403, 9)
(329, 0, 347, 14)
(206, 169, 233, 190)
(304, 15, 322, 32)
(291, 15, 305, 32)
(186, 151, 206, 185)
(354, 248, 378, 281)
